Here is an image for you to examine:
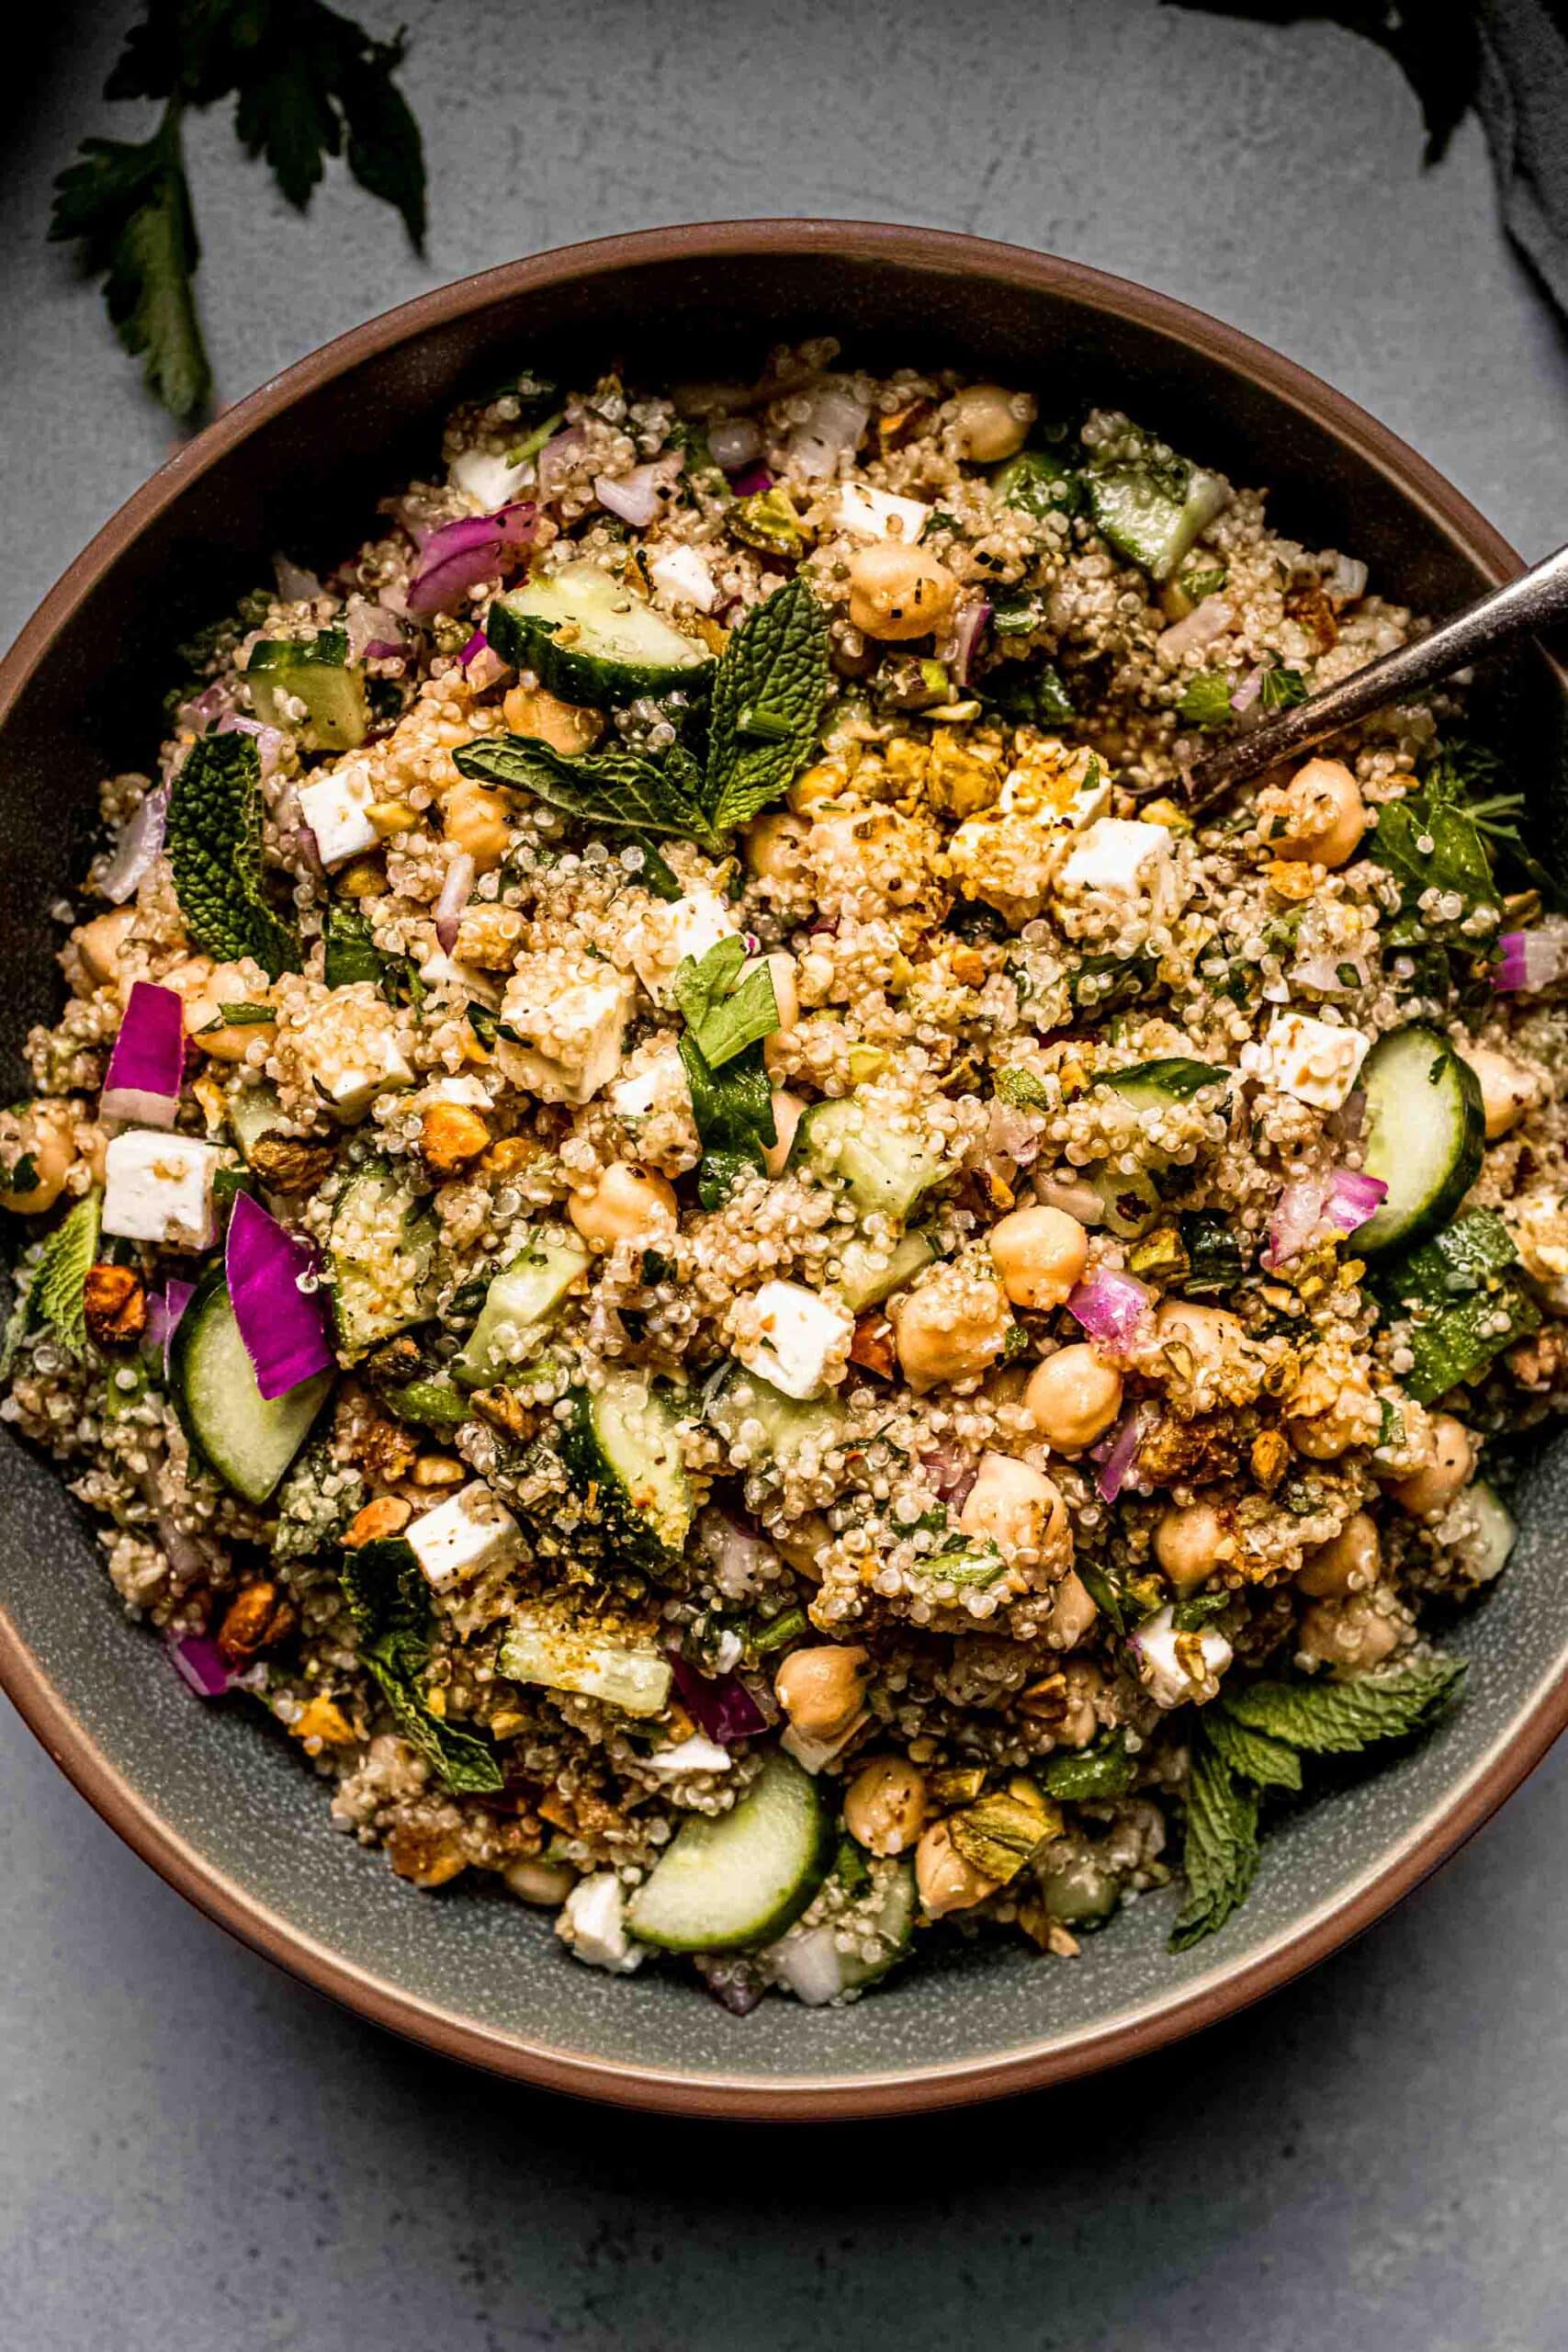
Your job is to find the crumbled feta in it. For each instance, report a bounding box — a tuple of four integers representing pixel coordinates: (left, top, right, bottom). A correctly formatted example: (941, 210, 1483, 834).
(609, 1042, 691, 1122)
(417, 947, 502, 1009)
(102, 1130, 221, 1251)
(835, 483, 929, 543)
(298, 763, 379, 869)
(450, 447, 532, 512)
(496, 953, 635, 1106)
(732, 1279, 853, 1401)
(782, 1713, 868, 1775)
(299, 1017, 413, 1121)
(643, 1733, 732, 1777)
(620, 888, 738, 1007)
(405, 1481, 522, 1591)
(1133, 1606, 1233, 1710)
(1057, 818, 1174, 907)
(945, 745, 1111, 922)
(1251, 1012, 1371, 1111)
(647, 542, 718, 612)
(558, 1872, 643, 1974)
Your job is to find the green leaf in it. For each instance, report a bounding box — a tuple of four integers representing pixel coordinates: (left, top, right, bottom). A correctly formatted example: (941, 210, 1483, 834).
(672, 936, 779, 1071)
(222, 0, 426, 246)
(1258, 663, 1308, 712)
(454, 735, 722, 852)
(361, 1640, 502, 1791)
(167, 730, 300, 977)
(50, 107, 210, 426)
(678, 1033, 776, 1204)
(1176, 671, 1235, 730)
(1042, 1736, 1136, 1801)
(983, 659, 1077, 729)
(321, 902, 389, 989)
(1371, 789, 1500, 925)
(1205, 1706, 1303, 1792)
(29, 1193, 103, 1359)
(1376, 1211, 1540, 1403)
(703, 578, 831, 831)
(995, 1067, 1051, 1113)
(339, 1531, 502, 1791)
(1221, 1657, 1468, 1755)
(1169, 1733, 1259, 1951)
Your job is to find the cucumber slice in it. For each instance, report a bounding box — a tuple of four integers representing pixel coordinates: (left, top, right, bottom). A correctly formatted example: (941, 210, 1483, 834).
(770, 1859, 918, 2003)
(1355, 1025, 1485, 1255)
(246, 629, 368, 752)
(227, 1080, 284, 1166)
(706, 1367, 847, 1472)
(1084, 458, 1230, 582)
(1466, 1480, 1517, 1581)
(992, 447, 1080, 521)
(326, 1161, 440, 1357)
(487, 562, 714, 706)
(170, 1264, 332, 1505)
(627, 1750, 833, 1952)
(836, 1229, 935, 1313)
(452, 1228, 589, 1386)
(497, 1605, 672, 1717)
(1101, 1057, 1230, 1111)
(560, 1371, 695, 1560)
(794, 1096, 947, 1222)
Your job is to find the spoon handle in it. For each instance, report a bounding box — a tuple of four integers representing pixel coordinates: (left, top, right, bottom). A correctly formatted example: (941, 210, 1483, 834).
(1182, 540, 1568, 808)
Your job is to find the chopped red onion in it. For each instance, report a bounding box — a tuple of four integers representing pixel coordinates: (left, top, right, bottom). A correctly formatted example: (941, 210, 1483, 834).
(787, 387, 870, 479)
(536, 424, 587, 500)
(166, 1630, 233, 1699)
(728, 463, 774, 499)
(1094, 1407, 1145, 1502)
(595, 458, 682, 529)
(216, 712, 285, 779)
(101, 981, 185, 1127)
(406, 503, 538, 616)
(224, 1192, 334, 1401)
(949, 598, 992, 688)
(694, 1509, 774, 1599)
(344, 595, 406, 659)
(1230, 663, 1266, 716)
(434, 850, 477, 953)
(668, 1653, 769, 1745)
(97, 786, 167, 903)
(920, 1446, 978, 1509)
(458, 628, 508, 693)
(707, 416, 762, 471)
(1494, 928, 1567, 993)
(1157, 597, 1235, 659)
(177, 682, 235, 732)
(272, 552, 322, 603)
(773, 1926, 849, 2007)
(144, 1276, 194, 1380)
(1263, 1167, 1388, 1268)
(1066, 1268, 1154, 1349)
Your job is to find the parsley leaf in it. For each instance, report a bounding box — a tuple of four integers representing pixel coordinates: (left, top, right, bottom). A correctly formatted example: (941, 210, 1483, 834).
(229, 2, 426, 246)
(50, 109, 209, 426)
(678, 1034, 776, 1207)
(167, 731, 301, 978)
(28, 1193, 104, 1359)
(1221, 1657, 1467, 1754)
(704, 577, 832, 831)
(1258, 663, 1308, 712)
(339, 1534, 502, 1792)
(1169, 1732, 1259, 1951)
(454, 736, 724, 854)
(321, 902, 389, 989)
(1177, 671, 1235, 729)
(673, 937, 780, 1070)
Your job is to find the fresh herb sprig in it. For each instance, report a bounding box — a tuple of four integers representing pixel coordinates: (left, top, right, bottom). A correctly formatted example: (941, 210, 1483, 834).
(340, 1534, 503, 1792)
(51, 0, 426, 428)
(166, 730, 301, 977)
(672, 941, 781, 1206)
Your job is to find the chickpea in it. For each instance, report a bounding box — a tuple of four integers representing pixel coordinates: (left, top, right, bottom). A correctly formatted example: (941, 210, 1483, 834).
(843, 1755, 929, 1857)
(1155, 1499, 1229, 1593)
(0, 1100, 77, 1215)
(503, 1857, 579, 1907)
(502, 684, 603, 756)
(1156, 1298, 1245, 1371)
(988, 1203, 1089, 1310)
(568, 1161, 679, 1249)
(744, 810, 809, 881)
(1043, 1568, 1097, 1650)
(847, 542, 959, 641)
(1298, 1510, 1381, 1598)
(951, 382, 1036, 464)
(890, 1267, 1012, 1392)
(1390, 1414, 1474, 1518)
(1025, 1345, 1123, 1452)
(774, 1644, 870, 1742)
(959, 1452, 1067, 1562)
(1269, 757, 1368, 869)
(1461, 1044, 1536, 1141)
(441, 776, 512, 871)
(75, 905, 136, 990)
(761, 1089, 806, 1180)
(1297, 1589, 1404, 1673)
(914, 1819, 998, 1918)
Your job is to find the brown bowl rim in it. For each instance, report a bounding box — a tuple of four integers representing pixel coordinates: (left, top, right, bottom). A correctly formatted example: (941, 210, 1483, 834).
(3, 218, 1564, 2120)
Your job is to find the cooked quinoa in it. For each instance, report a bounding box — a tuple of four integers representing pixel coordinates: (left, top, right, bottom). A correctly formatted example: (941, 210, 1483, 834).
(6, 343, 1567, 2001)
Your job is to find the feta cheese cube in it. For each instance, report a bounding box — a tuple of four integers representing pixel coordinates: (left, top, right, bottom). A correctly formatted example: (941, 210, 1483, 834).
(406, 1480, 521, 1591)
(496, 953, 635, 1106)
(782, 1713, 868, 1775)
(835, 482, 930, 543)
(416, 947, 501, 1009)
(647, 542, 718, 612)
(620, 888, 739, 1008)
(450, 447, 531, 512)
(643, 1733, 732, 1777)
(1057, 818, 1174, 907)
(298, 763, 379, 869)
(1132, 1605, 1233, 1711)
(945, 749, 1111, 923)
(103, 1130, 222, 1251)
(732, 1279, 853, 1401)
(300, 1019, 413, 1121)
(1253, 1012, 1371, 1112)
(609, 1042, 691, 1123)
(557, 1872, 643, 1974)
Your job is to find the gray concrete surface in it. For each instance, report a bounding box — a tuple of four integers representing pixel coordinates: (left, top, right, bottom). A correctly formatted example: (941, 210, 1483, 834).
(4, 4, 1567, 2346)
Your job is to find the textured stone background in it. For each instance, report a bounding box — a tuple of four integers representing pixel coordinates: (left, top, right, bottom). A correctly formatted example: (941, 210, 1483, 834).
(3, 4, 1566, 2346)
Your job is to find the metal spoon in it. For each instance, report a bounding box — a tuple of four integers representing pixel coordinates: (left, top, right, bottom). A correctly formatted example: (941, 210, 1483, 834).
(1181, 539, 1568, 809)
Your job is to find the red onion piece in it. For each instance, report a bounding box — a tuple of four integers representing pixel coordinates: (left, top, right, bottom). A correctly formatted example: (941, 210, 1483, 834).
(921, 1446, 978, 1509)
(177, 682, 235, 732)
(787, 387, 870, 478)
(728, 463, 774, 499)
(144, 1276, 195, 1380)
(224, 1192, 334, 1401)
(434, 850, 477, 953)
(1066, 1269, 1154, 1350)
(1494, 928, 1567, 993)
(1230, 663, 1266, 716)
(536, 424, 587, 500)
(101, 981, 185, 1127)
(166, 1630, 233, 1698)
(668, 1653, 769, 1746)
(949, 598, 992, 688)
(272, 552, 322, 603)
(595, 462, 672, 529)
(1095, 1408, 1145, 1502)
(1263, 1167, 1388, 1269)
(406, 503, 538, 616)
(458, 628, 509, 693)
(707, 416, 762, 471)
(216, 712, 285, 779)
(344, 596, 405, 659)
(97, 786, 168, 904)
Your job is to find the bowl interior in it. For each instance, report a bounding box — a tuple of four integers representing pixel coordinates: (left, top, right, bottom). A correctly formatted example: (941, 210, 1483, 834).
(4, 227, 1566, 2113)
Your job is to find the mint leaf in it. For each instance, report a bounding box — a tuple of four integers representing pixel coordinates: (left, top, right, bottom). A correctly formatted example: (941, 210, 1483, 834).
(1177, 671, 1234, 729)
(704, 578, 830, 831)
(1258, 663, 1308, 713)
(167, 730, 301, 978)
(1222, 1657, 1467, 1755)
(678, 1034, 776, 1206)
(995, 1068, 1051, 1113)
(29, 1193, 103, 1359)
(1042, 1736, 1136, 1801)
(454, 735, 723, 853)
(1205, 1706, 1303, 1792)
(1169, 1732, 1259, 1951)
(322, 902, 389, 989)
(340, 1532, 502, 1792)
(672, 936, 779, 1070)
(50, 108, 209, 426)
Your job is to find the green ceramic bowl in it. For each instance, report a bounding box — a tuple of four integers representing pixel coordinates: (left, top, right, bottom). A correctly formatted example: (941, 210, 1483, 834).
(3, 223, 1566, 2118)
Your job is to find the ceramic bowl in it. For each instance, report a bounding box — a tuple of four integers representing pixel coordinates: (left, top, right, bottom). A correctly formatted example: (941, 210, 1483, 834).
(3, 222, 1565, 2118)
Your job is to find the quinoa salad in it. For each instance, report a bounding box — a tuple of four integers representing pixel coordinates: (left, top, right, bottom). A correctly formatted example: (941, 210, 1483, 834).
(5, 343, 1566, 2007)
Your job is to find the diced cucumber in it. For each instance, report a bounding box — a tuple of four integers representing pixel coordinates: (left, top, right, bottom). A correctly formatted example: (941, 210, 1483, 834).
(1100, 1057, 1230, 1112)
(1089, 1165, 1162, 1238)
(836, 1229, 936, 1313)
(627, 1750, 833, 1951)
(246, 628, 368, 752)
(768, 1860, 918, 2004)
(452, 1228, 589, 1387)
(326, 1161, 440, 1358)
(992, 447, 1080, 521)
(1466, 1480, 1517, 1581)
(227, 1080, 285, 1166)
(1039, 1848, 1121, 1927)
(1355, 1025, 1485, 1255)
(487, 562, 714, 706)
(706, 1366, 847, 1472)
(793, 1095, 947, 1222)
(560, 1371, 695, 1560)
(1084, 456, 1231, 582)
(912, 1540, 1011, 1591)
(170, 1264, 333, 1505)
(497, 1605, 672, 1717)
